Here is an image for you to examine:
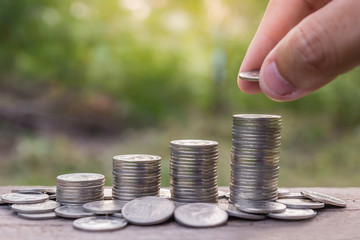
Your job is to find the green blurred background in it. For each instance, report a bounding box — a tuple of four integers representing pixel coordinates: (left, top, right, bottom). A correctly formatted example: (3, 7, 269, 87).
(0, 0, 359, 187)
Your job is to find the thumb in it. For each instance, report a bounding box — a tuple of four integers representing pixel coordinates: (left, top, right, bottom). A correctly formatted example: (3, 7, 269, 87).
(259, 0, 360, 102)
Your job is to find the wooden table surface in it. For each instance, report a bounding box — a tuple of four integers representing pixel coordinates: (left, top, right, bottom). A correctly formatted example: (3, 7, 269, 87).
(0, 186, 359, 240)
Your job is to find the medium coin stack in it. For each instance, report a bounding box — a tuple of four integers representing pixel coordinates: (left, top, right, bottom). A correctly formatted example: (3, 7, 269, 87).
(230, 114, 282, 203)
(56, 173, 105, 205)
(170, 140, 219, 203)
(112, 154, 161, 201)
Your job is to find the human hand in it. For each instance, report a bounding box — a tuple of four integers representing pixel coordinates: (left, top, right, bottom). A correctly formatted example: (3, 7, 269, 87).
(238, 0, 360, 101)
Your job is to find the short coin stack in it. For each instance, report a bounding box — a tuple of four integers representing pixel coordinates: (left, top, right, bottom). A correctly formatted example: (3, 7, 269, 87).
(170, 140, 219, 203)
(230, 114, 282, 203)
(112, 154, 161, 201)
(56, 173, 105, 205)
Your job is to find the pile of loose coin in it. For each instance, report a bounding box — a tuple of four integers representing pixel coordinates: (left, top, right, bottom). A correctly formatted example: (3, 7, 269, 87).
(0, 186, 347, 230)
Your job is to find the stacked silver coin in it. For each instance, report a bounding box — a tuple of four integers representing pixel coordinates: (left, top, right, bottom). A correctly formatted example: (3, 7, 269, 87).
(170, 140, 218, 203)
(230, 114, 282, 203)
(56, 173, 105, 205)
(112, 154, 161, 201)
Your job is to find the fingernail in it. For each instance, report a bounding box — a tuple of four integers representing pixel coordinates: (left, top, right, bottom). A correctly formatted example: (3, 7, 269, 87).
(263, 62, 295, 97)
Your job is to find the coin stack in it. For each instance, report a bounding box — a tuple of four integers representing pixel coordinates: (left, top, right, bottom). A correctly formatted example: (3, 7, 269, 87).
(230, 114, 282, 203)
(56, 173, 105, 205)
(112, 154, 161, 201)
(170, 140, 219, 203)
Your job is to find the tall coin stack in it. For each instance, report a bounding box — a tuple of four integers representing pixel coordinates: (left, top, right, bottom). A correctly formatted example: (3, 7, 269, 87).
(112, 154, 161, 201)
(170, 140, 219, 203)
(230, 114, 282, 203)
(56, 173, 105, 205)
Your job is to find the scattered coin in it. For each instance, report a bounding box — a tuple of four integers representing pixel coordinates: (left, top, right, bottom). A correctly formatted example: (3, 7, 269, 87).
(174, 203, 228, 228)
(300, 190, 347, 208)
(17, 212, 57, 220)
(11, 188, 56, 195)
(225, 192, 230, 200)
(122, 197, 175, 225)
(11, 200, 60, 214)
(218, 190, 226, 199)
(236, 199, 286, 214)
(218, 202, 266, 220)
(276, 198, 325, 209)
(73, 216, 127, 231)
(1, 193, 49, 204)
(112, 212, 123, 218)
(83, 200, 127, 214)
(104, 188, 113, 200)
(278, 188, 291, 197)
(159, 188, 171, 199)
(278, 192, 306, 199)
(55, 205, 95, 219)
(238, 70, 260, 82)
(268, 208, 317, 220)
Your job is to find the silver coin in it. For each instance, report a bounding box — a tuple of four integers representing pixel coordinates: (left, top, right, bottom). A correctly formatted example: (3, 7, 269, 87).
(218, 190, 226, 199)
(236, 200, 286, 214)
(170, 139, 218, 148)
(278, 188, 290, 197)
(276, 198, 325, 209)
(113, 154, 161, 162)
(300, 190, 346, 207)
(11, 200, 60, 214)
(218, 202, 266, 220)
(174, 203, 227, 228)
(17, 212, 57, 220)
(268, 208, 317, 220)
(104, 188, 113, 200)
(278, 192, 306, 199)
(83, 200, 127, 214)
(1, 193, 49, 204)
(57, 173, 104, 183)
(122, 197, 174, 225)
(73, 216, 127, 231)
(55, 205, 95, 219)
(112, 212, 123, 218)
(160, 188, 171, 199)
(0, 195, 6, 205)
(11, 188, 57, 195)
(225, 192, 230, 199)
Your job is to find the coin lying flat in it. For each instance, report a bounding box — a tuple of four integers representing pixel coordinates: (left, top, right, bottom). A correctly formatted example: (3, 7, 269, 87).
(276, 198, 325, 209)
(236, 200, 286, 214)
(159, 188, 171, 199)
(225, 192, 230, 200)
(300, 190, 347, 208)
(238, 70, 260, 82)
(1, 193, 49, 204)
(112, 212, 123, 218)
(55, 205, 95, 219)
(104, 188, 113, 200)
(122, 197, 175, 225)
(268, 208, 317, 220)
(278, 188, 291, 197)
(73, 216, 127, 231)
(17, 212, 57, 220)
(218, 190, 226, 199)
(11, 200, 60, 214)
(218, 202, 266, 220)
(278, 192, 305, 199)
(83, 200, 127, 214)
(174, 203, 228, 228)
(12, 188, 56, 195)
